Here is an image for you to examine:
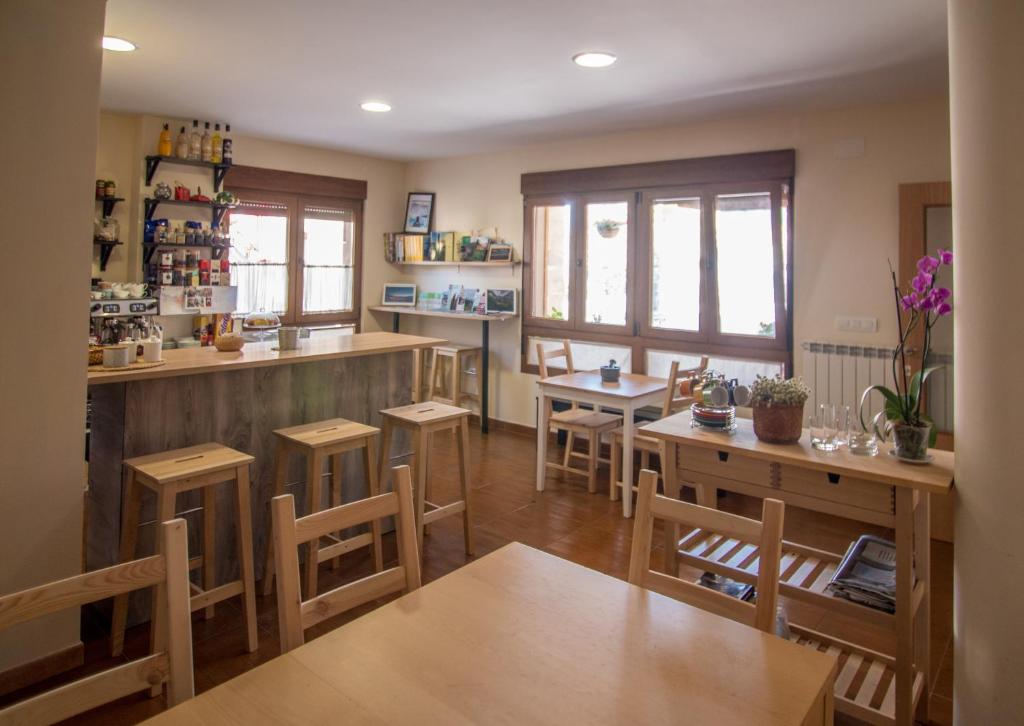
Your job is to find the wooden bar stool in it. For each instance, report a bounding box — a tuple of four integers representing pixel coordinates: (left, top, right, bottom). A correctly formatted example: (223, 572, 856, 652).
(111, 442, 257, 657)
(428, 344, 482, 412)
(379, 402, 474, 557)
(262, 418, 383, 601)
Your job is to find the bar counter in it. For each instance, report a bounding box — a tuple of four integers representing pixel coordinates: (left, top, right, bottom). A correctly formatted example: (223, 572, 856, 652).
(87, 332, 442, 623)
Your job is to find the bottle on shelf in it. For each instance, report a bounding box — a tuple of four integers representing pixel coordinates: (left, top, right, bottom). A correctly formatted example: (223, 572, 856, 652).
(221, 123, 232, 165)
(188, 119, 201, 161)
(158, 123, 172, 157)
(201, 122, 212, 162)
(211, 123, 222, 164)
(175, 126, 189, 159)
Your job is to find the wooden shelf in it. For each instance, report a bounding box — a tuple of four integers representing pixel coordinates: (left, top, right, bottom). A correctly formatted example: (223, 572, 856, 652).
(388, 260, 518, 268)
(143, 198, 231, 227)
(145, 155, 229, 191)
(141, 241, 230, 265)
(368, 305, 516, 322)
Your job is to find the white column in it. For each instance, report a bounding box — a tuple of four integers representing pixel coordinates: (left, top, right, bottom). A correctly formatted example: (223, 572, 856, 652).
(948, 1, 1024, 723)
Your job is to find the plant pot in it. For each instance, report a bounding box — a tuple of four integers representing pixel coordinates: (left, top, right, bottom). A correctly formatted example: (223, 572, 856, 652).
(752, 403, 804, 444)
(596, 225, 619, 238)
(892, 422, 932, 461)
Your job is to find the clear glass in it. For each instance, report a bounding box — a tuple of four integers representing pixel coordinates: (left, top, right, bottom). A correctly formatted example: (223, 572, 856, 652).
(715, 192, 777, 337)
(584, 201, 628, 326)
(230, 208, 289, 316)
(810, 403, 840, 452)
(650, 197, 701, 331)
(848, 430, 879, 456)
(529, 204, 571, 321)
(302, 210, 354, 314)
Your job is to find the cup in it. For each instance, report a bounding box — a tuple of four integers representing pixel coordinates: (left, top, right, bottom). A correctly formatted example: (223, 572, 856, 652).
(102, 345, 129, 369)
(278, 327, 300, 350)
(848, 430, 880, 456)
(809, 403, 840, 452)
(125, 342, 138, 363)
(142, 339, 162, 363)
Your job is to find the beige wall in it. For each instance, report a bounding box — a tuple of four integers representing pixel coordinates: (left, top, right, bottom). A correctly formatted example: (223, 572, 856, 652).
(94, 112, 408, 334)
(0, 0, 106, 671)
(401, 96, 951, 427)
(949, 0, 1024, 723)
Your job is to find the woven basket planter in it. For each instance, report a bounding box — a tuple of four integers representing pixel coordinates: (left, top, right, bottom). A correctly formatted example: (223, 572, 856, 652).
(752, 403, 804, 444)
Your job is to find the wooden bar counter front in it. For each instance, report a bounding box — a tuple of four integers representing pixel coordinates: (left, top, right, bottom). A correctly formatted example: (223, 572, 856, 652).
(86, 332, 442, 625)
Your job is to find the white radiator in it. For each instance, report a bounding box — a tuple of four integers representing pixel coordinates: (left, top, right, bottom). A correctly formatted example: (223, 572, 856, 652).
(800, 342, 953, 431)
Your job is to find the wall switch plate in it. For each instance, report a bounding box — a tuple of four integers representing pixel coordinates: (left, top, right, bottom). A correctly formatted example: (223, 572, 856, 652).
(836, 316, 878, 333)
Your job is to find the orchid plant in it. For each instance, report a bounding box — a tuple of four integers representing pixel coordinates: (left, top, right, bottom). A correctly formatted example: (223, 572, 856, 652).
(859, 249, 953, 444)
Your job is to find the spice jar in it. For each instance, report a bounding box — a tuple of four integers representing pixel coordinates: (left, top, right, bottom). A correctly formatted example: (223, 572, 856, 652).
(105, 180, 117, 198)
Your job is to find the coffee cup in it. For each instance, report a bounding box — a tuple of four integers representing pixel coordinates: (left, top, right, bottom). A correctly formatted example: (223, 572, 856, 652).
(142, 339, 162, 363)
(278, 327, 300, 350)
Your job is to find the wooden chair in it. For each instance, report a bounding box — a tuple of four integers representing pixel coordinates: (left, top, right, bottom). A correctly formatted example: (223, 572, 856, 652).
(610, 357, 708, 501)
(536, 340, 621, 494)
(628, 469, 784, 633)
(0, 520, 194, 723)
(272, 465, 422, 653)
(428, 344, 482, 412)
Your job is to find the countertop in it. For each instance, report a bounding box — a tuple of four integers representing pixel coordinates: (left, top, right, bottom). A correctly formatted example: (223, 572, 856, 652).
(87, 332, 444, 385)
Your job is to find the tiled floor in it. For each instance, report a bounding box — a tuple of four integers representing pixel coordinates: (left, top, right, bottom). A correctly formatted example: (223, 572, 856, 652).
(4, 426, 953, 724)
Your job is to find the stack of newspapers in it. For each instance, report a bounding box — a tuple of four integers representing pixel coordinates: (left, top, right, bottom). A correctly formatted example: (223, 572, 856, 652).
(825, 535, 909, 613)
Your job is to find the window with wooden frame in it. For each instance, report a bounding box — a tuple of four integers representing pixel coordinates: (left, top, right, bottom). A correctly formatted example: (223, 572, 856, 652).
(225, 165, 366, 327)
(521, 150, 794, 377)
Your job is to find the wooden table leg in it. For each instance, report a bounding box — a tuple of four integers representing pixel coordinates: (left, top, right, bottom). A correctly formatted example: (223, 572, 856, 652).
(536, 393, 550, 493)
(364, 435, 384, 572)
(660, 441, 679, 575)
(111, 468, 142, 657)
(894, 486, 915, 726)
(621, 404, 635, 518)
(330, 453, 343, 570)
(304, 450, 324, 601)
(202, 485, 217, 618)
(457, 416, 475, 556)
(234, 465, 259, 653)
(262, 440, 289, 596)
(914, 490, 931, 723)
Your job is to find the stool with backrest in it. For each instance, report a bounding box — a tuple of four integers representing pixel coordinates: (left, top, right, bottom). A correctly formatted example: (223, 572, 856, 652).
(427, 344, 482, 413)
(628, 469, 785, 634)
(111, 443, 258, 657)
(378, 402, 474, 557)
(0, 519, 194, 721)
(272, 465, 422, 653)
(261, 418, 384, 601)
(537, 340, 622, 494)
(610, 357, 708, 501)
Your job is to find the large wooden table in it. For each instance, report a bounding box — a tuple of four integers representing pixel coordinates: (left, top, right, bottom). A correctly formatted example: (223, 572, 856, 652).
(642, 412, 954, 726)
(146, 543, 836, 725)
(536, 371, 667, 517)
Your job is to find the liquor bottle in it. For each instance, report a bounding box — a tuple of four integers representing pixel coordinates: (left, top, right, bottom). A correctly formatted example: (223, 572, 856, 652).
(201, 122, 212, 162)
(158, 123, 172, 156)
(210, 123, 222, 164)
(188, 119, 201, 160)
(221, 123, 233, 165)
(175, 126, 189, 159)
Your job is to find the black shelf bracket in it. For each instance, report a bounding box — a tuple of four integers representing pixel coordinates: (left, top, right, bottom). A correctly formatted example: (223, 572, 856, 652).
(213, 164, 228, 192)
(93, 240, 121, 272)
(144, 198, 159, 221)
(97, 197, 124, 217)
(211, 245, 230, 260)
(144, 156, 162, 186)
(141, 244, 159, 266)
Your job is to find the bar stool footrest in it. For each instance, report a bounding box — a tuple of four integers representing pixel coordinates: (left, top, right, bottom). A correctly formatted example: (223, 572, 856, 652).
(422, 500, 466, 525)
(189, 580, 244, 612)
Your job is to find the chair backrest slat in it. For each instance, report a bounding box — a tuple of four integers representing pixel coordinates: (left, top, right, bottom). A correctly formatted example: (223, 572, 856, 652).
(536, 340, 576, 416)
(273, 465, 422, 653)
(628, 470, 784, 634)
(0, 519, 194, 722)
(660, 356, 709, 417)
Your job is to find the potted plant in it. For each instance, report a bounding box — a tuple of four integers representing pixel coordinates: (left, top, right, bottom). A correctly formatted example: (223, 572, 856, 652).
(750, 375, 810, 444)
(859, 250, 953, 461)
(594, 219, 621, 238)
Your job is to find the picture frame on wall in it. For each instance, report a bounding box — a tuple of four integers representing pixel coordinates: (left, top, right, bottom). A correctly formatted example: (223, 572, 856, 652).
(382, 283, 417, 306)
(486, 244, 513, 262)
(404, 192, 435, 234)
(485, 288, 517, 315)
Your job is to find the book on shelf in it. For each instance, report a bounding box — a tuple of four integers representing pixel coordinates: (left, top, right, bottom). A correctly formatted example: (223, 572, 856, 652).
(384, 231, 460, 263)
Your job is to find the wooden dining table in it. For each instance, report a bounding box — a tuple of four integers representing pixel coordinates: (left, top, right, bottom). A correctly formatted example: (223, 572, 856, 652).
(146, 543, 836, 725)
(536, 371, 668, 517)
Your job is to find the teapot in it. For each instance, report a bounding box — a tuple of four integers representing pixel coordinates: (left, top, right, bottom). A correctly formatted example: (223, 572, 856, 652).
(153, 182, 172, 200)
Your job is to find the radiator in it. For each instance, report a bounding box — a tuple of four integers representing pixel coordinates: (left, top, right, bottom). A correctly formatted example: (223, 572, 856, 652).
(799, 342, 954, 431)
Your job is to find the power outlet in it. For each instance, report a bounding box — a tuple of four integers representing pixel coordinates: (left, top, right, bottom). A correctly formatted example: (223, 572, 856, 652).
(836, 316, 878, 333)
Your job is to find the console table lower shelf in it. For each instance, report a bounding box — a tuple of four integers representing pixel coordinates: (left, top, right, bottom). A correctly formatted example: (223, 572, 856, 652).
(642, 413, 953, 726)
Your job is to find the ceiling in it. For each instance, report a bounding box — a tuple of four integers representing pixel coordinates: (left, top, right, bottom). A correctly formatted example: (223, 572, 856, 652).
(100, 0, 949, 160)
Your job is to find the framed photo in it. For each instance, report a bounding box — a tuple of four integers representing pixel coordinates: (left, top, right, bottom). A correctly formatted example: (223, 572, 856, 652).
(485, 288, 517, 315)
(486, 244, 513, 262)
(404, 192, 435, 234)
(382, 283, 417, 307)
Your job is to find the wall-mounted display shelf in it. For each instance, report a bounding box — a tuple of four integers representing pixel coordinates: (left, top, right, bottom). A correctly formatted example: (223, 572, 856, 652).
(143, 197, 230, 227)
(93, 239, 122, 271)
(141, 241, 231, 265)
(389, 260, 519, 268)
(144, 155, 230, 192)
(95, 196, 124, 217)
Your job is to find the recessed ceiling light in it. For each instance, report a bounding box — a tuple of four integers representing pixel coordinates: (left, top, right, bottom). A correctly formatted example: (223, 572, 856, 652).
(572, 52, 617, 68)
(360, 101, 392, 113)
(102, 36, 136, 52)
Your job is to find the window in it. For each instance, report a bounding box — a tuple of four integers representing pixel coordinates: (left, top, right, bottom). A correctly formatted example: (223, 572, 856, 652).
(225, 166, 365, 327)
(522, 150, 794, 381)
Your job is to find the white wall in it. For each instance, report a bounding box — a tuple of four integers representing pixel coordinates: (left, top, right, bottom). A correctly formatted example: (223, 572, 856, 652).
(401, 96, 952, 427)
(0, 0, 106, 671)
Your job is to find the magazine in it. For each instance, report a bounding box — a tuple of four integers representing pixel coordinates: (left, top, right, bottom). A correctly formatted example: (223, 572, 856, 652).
(825, 535, 911, 613)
